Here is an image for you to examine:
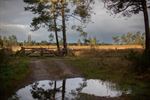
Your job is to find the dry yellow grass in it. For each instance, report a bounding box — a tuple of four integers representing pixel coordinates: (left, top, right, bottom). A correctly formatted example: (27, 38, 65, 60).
(69, 45, 143, 50)
(11, 45, 143, 52)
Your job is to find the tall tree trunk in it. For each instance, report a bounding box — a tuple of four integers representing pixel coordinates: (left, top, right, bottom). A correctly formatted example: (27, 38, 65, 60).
(62, 80, 66, 100)
(61, 0, 67, 54)
(53, 6, 60, 53)
(53, 81, 57, 99)
(142, 0, 150, 52)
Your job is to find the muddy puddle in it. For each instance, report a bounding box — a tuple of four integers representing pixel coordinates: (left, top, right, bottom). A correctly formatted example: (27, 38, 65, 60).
(9, 78, 130, 100)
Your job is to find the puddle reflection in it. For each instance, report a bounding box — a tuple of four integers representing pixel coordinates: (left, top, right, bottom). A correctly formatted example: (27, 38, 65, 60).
(9, 78, 130, 100)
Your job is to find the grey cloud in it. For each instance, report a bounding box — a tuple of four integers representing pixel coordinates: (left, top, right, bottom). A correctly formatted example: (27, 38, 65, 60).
(0, 0, 148, 43)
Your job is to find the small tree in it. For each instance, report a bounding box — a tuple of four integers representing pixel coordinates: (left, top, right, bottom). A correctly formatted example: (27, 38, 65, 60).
(132, 32, 145, 45)
(8, 35, 18, 46)
(112, 35, 120, 44)
(0, 36, 3, 48)
(3, 36, 8, 47)
(48, 33, 54, 44)
(77, 39, 81, 46)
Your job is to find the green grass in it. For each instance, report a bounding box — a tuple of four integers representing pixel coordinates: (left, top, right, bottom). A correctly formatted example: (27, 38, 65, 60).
(64, 55, 150, 99)
(65, 57, 131, 81)
(0, 57, 30, 98)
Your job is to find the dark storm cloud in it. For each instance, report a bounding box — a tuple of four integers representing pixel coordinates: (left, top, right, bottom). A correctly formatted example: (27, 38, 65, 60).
(0, 0, 148, 43)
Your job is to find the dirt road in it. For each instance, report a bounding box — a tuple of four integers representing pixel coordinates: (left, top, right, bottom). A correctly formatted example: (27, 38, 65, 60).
(28, 58, 80, 82)
(9, 58, 129, 100)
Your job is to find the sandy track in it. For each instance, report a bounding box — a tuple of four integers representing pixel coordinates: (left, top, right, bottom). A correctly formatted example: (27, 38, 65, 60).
(28, 58, 80, 82)
(30, 60, 51, 81)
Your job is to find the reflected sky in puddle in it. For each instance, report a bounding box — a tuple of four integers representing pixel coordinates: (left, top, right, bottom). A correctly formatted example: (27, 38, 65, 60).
(9, 78, 130, 100)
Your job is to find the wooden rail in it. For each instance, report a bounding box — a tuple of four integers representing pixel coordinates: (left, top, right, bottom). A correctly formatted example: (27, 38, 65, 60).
(17, 47, 58, 56)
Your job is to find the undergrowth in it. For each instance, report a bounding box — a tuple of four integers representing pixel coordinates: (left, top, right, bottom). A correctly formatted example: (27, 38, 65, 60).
(0, 48, 29, 99)
(127, 50, 150, 73)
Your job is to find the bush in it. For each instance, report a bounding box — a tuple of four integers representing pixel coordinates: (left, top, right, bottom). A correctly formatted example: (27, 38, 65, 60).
(0, 48, 10, 67)
(0, 50, 29, 99)
(127, 50, 150, 73)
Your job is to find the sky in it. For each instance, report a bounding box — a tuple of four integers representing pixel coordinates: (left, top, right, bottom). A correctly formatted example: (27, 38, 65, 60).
(0, 0, 150, 43)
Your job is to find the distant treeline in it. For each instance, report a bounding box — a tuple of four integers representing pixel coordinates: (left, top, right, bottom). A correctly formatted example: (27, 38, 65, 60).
(0, 35, 58, 47)
(112, 32, 145, 45)
(0, 34, 110, 47)
(0, 35, 18, 47)
(0, 32, 144, 48)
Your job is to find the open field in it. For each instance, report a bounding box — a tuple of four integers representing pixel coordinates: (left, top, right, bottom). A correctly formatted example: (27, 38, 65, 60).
(11, 45, 143, 52)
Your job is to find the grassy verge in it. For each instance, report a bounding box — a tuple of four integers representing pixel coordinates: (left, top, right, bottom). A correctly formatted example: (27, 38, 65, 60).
(65, 57, 134, 82)
(64, 55, 150, 99)
(0, 57, 30, 99)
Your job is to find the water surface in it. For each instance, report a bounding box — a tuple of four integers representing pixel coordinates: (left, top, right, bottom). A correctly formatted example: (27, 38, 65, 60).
(9, 78, 130, 100)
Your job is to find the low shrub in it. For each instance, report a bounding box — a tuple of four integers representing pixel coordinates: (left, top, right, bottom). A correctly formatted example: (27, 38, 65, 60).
(0, 48, 11, 68)
(127, 50, 150, 73)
